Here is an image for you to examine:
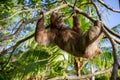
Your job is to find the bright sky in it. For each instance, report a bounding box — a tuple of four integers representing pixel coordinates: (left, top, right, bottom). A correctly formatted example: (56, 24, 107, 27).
(103, 0, 120, 28)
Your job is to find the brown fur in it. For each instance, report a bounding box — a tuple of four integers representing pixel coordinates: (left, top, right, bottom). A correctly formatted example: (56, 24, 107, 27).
(35, 12, 103, 58)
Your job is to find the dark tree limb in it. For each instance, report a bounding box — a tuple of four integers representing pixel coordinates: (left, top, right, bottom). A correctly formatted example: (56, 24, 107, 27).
(110, 39, 118, 80)
(114, 39, 120, 45)
(98, 0, 120, 13)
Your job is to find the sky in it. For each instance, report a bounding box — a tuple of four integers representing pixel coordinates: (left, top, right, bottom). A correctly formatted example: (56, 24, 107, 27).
(99, 0, 120, 47)
(103, 0, 120, 28)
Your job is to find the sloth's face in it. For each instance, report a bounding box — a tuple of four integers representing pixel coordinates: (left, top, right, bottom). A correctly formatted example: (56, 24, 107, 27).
(51, 12, 63, 24)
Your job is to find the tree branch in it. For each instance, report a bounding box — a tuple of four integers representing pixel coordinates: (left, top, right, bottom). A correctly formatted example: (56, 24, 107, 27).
(98, 0, 120, 13)
(0, 33, 34, 57)
(48, 67, 112, 80)
(0, 4, 68, 42)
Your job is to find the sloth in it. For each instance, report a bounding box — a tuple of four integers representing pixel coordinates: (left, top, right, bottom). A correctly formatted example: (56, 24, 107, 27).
(35, 12, 103, 58)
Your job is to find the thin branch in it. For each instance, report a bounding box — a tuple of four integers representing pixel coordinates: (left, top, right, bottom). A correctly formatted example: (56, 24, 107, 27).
(48, 67, 112, 80)
(98, 0, 120, 13)
(114, 39, 120, 45)
(0, 4, 68, 42)
(0, 33, 34, 57)
(91, 0, 102, 20)
(104, 26, 120, 44)
(104, 25, 120, 39)
(102, 24, 120, 45)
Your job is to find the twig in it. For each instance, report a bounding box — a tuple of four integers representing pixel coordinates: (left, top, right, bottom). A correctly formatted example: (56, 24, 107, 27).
(98, 0, 120, 13)
(48, 67, 112, 80)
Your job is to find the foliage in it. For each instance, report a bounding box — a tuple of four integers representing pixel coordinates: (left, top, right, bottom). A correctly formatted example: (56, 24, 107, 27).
(0, 0, 120, 80)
